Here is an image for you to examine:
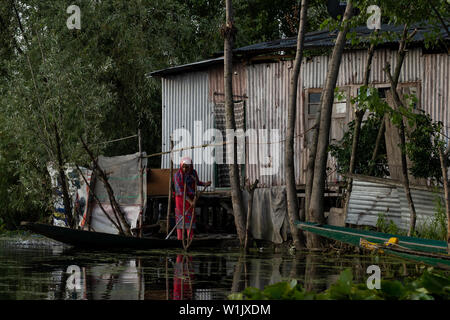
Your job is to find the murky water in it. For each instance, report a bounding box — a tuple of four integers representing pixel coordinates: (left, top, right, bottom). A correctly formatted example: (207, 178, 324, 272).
(0, 234, 427, 300)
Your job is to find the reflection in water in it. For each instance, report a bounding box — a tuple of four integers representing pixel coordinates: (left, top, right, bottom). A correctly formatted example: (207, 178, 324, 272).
(172, 255, 194, 300)
(0, 236, 430, 300)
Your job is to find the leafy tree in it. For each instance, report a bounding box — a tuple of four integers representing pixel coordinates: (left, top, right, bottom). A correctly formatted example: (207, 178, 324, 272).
(0, 0, 208, 228)
(330, 113, 389, 177)
(405, 112, 444, 182)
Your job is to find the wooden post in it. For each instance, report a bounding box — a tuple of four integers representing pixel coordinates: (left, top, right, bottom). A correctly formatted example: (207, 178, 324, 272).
(138, 129, 144, 238)
(182, 180, 187, 250)
(244, 179, 258, 251)
(85, 166, 97, 231)
(167, 138, 174, 237)
(165, 256, 169, 300)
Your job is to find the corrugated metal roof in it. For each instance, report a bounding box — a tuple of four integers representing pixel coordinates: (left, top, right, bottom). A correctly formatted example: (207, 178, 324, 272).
(233, 23, 449, 55)
(149, 23, 448, 77)
(150, 57, 224, 78)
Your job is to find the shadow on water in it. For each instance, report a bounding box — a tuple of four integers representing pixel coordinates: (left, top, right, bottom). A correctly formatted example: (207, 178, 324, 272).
(0, 235, 428, 300)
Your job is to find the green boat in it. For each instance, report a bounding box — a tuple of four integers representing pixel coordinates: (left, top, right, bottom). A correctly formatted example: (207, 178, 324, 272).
(295, 221, 450, 270)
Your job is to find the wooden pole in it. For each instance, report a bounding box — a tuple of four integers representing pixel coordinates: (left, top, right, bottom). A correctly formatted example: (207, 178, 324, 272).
(244, 179, 258, 251)
(165, 256, 169, 300)
(182, 180, 187, 250)
(138, 129, 143, 238)
(85, 165, 97, 231)
(185, 181, 197, 250)
(167, 138, 174, 237)
(166, 185, 208, 240)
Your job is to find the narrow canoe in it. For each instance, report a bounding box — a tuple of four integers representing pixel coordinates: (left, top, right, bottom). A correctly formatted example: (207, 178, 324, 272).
(21, 221, 233, 250)
(295, 221, 450, 270)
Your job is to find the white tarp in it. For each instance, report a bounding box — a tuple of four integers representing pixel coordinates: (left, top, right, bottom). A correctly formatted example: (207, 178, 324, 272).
(48, 152, 147, 234)
(87, 152, 147, 234)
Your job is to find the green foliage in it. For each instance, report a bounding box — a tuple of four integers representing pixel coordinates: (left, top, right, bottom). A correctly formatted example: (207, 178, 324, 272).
(416, 196, 448, 241)
(229, 267, 450, 300)
(405, 112, 444, 182)
(376, 195, 448, 241)
(329, 113, 388, 177)
(376, 213, 405, 235)
(0, 0, 448, 230)
(350, 86, 390, 114)
(319, 0, 448, 51)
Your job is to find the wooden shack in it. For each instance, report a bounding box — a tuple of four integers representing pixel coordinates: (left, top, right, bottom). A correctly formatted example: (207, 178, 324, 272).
(149, 24, 449, 195)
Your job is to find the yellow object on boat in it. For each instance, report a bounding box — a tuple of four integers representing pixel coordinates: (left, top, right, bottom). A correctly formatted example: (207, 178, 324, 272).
(359, 238, 384, 253)
(384, 237, 399, 247)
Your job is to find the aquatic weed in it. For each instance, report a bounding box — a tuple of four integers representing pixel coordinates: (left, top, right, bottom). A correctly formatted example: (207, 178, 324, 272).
(229, 267, 450, 300)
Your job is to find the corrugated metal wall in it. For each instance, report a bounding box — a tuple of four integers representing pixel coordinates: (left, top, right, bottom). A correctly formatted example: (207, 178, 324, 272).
(160, 47, 449, 188)
(161, 71, 215, 189)
(245, 61, 302, 187)
(422, 53, 450, 138)
(346, 178, 444, 230)
(208, 63, 247, 103)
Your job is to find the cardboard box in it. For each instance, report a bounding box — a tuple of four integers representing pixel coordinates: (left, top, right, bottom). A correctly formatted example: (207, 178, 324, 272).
(147, 168, 172, 196)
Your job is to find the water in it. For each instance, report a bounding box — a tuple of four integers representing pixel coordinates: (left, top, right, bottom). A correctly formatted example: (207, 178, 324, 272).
(0, 234, 427, 300)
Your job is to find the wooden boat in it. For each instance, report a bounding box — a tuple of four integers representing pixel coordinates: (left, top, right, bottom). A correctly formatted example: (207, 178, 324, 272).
(295, 221, 450, 270)
(21, 221, 235, 250)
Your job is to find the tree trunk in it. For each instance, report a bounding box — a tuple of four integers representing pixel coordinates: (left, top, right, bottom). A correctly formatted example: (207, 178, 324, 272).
(384, 25, 418, 237)
(307, 0, 354, 249)
(76, 164, 123, 234)
(54, 123, 74, 228)
(399, 120, 416, 236)
(285, 0, 308, 251)
(81, 137, 132, 236)
(343, 39, 377, 218)
(369, 113, 387, 176)
(224, 0, 246, 246)
(305, 113, 320, 220)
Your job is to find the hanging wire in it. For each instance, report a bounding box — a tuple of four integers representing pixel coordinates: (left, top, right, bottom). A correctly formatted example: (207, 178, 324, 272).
(143, 125, 317, 159)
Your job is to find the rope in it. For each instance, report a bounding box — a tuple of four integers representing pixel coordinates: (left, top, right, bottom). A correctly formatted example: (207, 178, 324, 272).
(93, 134, 138, 146)
(144, 125, 317, 159)
(298, 222, 447, 251)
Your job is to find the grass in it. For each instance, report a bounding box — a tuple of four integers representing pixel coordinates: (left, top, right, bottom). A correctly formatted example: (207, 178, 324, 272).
(376, 196, 448, 241)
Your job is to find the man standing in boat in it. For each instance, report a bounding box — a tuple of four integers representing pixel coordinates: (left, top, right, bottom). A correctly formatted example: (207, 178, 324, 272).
(173, 156, 211, 240)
